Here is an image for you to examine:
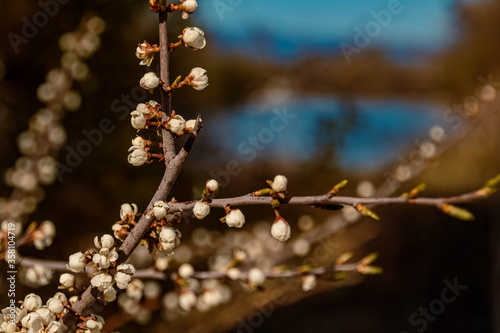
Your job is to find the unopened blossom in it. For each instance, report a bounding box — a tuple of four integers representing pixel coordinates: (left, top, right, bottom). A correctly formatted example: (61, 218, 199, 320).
(193, 202, 210, 219)
(128, 146, 148, 166)
(90, 273, 113, 291)
(126, 279, 144, 301)
(85, 319, 103, 333)
(46, 298, 64, 314)
(183, 0, 198, 12)
(155, 256, 170, 271)
(32, 220, 56, 250)
(117, 263, 136, 275)
(271, 175, 287, 192)
(188, 67, 208, 91)
(21, 312, 43, 330)
(1, 322, 16, 333)
(135, 41, 157, 66)
(115, 272, 132, 290)
(131, 136, 146, 149)
(59, 273, 75, 288)
(248, 268, 266, 287)
(92, 248, 118, 269)
(152, 201, 169, 219)
(178, 290, 197, 311)
(130, 110, 147, 129)
(53, 292, 67, 304)
(140, 72, 160, 92)
(206, 179, 219, 192)
(271, 217, 291, 242)
(120, 203, 138, 220)
(66, 252, 86, 273)
(159, 241, 175, 256)
(301, 275, 317, 292)
(167, 115, 186, 135)
(36, 307, 55, 326)
(94, 234, 115, 250)
(226, 267, 241, 280)
(225, 209, 245, 228)
(24, 293, 42, 311)
(159, 227, 176, 243)
(178, 263, 194, 279)
(183, 27, 206, 49)
(184, 119, 197, 132)
(103, 286, 117, 302)
(25, 263, 53, 286)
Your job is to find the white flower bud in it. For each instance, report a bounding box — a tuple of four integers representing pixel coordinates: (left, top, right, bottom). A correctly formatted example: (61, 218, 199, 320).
(128, 147, 148, 166)
(140, 72, 160, 91)
(155, 256, 170, 271)
(120, 203, 138, 219)
(178, 290, 197, 311)
(206, 179, 219, 192)
(46, 321, 62, 333)
(103, 286, 117, 302)
(21, 312, 43, 330)
(159, 227, 176, 243)
(85, 319, 103, 332)
(117, 263, 136, 275)
(225, 209, 245, 228)
(271, 217, 291, 242)
(94, 234, 115, 250)
(135, 41, 157, 66)
(184, 119, 196, 132)
(182, 0, 198, 12)
(130, 110, 147, 129)
(271, 175, 287, 192)
(178, 263, 194, 279)
(202, 289, 222, 308)
(226, 267, 241, 280)
(153, 201, 169, 219)
(248, 268, 266, 287)
(126, 279, 144, 301)
(132, 136, 145, 148)
(92, 253, 110, 269)
(115, 272, 132, 289)
(167, 115, 186, 135)
(183, 27, 206, 49)
(24, 293, 42, 311)
(46, 298, 64, 314)
(59, 273, 75, 288)
(188, 67, 208, 91)
(193, 202, 210, 219)
(36, 307, 55, 325)
(301, 275, 317, 292)
(90, 273, 113, 291)
(66, 252, 86, 273)
(53, 292, 67, 303)
(1, 322, 17, 333)
(159, 241, 175, 256)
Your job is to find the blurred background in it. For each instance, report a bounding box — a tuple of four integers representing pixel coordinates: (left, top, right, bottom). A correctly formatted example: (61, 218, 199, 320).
(0, 0, 499, 332)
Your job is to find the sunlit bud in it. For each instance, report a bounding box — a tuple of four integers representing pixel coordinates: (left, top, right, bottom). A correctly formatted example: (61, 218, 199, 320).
(24, 293, 42, 311)
(59, 273, 75, 288)
(183, 0, 198, 12)
(206, 179, 219, 192)
(46, 298, 64, 314)
(271, 175, 287, 192)
(224, 209, 245, 228)
(159, 227, 176, 243)
(140, 72, 160, 92)
(183, 27, 206, 49)
(188, 67, 208, 91)
(120, 203, 138, 220)
(127, 147, 148, 166)
(248, 267, 266, 287)
(193, 202, 210, 219)
(178, 263, 194, 279)
(130, 110, 147, 129)
(178, 290, 197, 311)
(153, 201, 169, 219)
(301, 275, 317, 292)
(271, 217, 291, 242)
(66, 252, 86, 273)
(94, 234, 115, 250)
(167, 115, 186, 135)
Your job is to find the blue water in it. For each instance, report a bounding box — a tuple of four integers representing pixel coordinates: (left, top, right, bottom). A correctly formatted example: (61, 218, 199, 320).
(197, 0, 481, 62)
(206, 97, 445, 172)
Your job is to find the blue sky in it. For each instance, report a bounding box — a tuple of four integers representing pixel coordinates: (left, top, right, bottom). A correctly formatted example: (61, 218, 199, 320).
(197, 0, 479, 60)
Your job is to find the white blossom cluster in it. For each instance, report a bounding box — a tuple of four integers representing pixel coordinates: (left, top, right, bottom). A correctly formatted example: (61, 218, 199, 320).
(0, 292, 70, 333)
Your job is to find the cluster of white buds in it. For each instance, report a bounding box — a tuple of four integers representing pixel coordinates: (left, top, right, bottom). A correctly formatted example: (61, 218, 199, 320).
(158, 227, 181, 256)
(31, 220, 56, 250)
(24, 264, 53, 287)
(0, 292, 71, 333)
(130, 101, 157, 130)
(180, 0, 198, 19)
(112, 203, 139, 241)
(182, 27, 206, 50)
(135, 41, 159, 66)
(221, 207, 245, 228)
